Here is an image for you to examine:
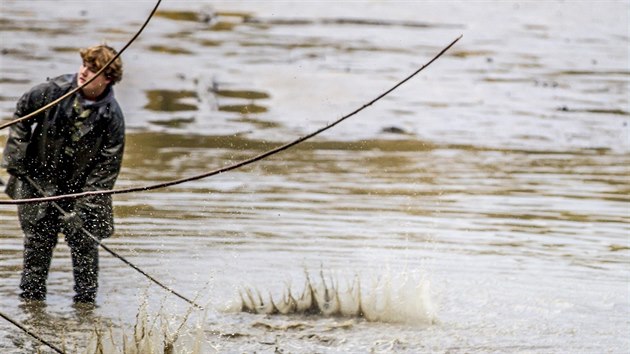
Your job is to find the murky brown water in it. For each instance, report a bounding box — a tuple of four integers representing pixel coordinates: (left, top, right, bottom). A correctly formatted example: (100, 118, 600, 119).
(1, 1, 629, 353)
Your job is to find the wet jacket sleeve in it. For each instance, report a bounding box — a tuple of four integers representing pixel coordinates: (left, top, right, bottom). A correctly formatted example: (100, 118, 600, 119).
(84, 109, 125, 192)
(1, 84, 51, 174)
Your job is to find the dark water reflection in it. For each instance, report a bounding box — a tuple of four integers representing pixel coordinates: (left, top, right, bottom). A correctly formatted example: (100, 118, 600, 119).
(144, 89, 198, 111)
(1, 0, 629, 353)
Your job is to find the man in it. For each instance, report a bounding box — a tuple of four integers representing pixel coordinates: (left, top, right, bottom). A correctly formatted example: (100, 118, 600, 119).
(1, 45, 125, 305)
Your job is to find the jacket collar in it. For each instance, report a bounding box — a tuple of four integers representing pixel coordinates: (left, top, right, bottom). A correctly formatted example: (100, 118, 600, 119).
(52, 73, 115, 109)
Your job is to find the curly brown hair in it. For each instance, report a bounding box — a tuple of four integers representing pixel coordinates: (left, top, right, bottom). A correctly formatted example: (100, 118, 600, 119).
(79, 45, 123, 84)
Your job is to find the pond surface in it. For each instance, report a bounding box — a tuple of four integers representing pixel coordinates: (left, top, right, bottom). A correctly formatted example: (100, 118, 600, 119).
(0, 1, 629, 353)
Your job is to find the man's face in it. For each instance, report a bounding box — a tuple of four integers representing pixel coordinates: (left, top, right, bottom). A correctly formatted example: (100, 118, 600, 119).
(77, 62, 111, 99)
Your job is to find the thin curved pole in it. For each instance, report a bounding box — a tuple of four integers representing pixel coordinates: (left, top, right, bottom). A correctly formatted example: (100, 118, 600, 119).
(0, 311, 65, 354)
(0, 34, 462, 206)
(0, 0, 162, 131)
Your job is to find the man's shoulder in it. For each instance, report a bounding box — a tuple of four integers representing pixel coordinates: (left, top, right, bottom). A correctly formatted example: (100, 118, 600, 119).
(26, 74, 73, 96)
(48, 74, 75, 89)
(101, 93, 124, 120)
(96, 97, 125, 135)
(99, 98, 123, 118)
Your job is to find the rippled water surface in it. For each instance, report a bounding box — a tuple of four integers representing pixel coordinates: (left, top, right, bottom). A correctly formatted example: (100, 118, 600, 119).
(1, 1, 629, 353)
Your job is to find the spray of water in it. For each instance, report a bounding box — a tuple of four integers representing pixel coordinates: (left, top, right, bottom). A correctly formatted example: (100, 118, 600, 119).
(227, 270, 437, 325)
(82, 271, 434, 353)
(85, 301, 207, 354)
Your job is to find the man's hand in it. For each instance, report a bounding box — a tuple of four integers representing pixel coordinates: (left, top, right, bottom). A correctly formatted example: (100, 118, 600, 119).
(60, 212, 84, 232)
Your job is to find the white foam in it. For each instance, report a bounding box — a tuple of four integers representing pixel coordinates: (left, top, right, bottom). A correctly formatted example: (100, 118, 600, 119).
(228, 270, 437, 325)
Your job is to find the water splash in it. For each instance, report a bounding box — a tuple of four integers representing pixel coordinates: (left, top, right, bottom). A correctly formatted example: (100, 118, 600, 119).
(85, 301, 207, 354)
(227, 270, 436, 325)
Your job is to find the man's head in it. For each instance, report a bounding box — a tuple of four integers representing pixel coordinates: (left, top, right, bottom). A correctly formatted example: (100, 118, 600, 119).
(77, 45, 123, 99)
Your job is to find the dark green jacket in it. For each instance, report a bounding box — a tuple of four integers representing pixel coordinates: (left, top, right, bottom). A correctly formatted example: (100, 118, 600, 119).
(1, 74, 125, 238)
